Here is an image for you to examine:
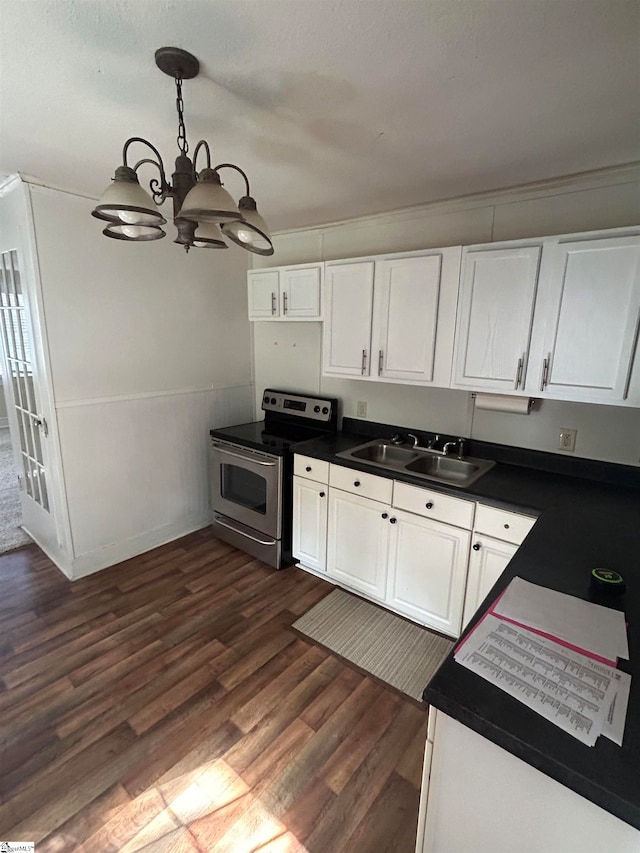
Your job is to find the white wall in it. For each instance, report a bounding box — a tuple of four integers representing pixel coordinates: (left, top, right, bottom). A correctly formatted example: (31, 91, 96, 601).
(28, 183, 253, 577)
(252, 166, 640, 466)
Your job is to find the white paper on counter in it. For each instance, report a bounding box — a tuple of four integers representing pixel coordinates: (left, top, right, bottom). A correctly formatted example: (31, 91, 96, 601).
(455, 614, 620, 746)
(492, 577, 629, 662)
(602, 670, 632, 746)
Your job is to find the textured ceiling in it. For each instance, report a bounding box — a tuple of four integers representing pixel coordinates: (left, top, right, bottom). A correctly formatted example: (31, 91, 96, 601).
(1, 0, 639, 230)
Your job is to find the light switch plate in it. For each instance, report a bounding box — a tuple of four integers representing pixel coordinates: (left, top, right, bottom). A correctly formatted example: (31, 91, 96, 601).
(558, 428, 577, 452)
(356, 400, 367, 418)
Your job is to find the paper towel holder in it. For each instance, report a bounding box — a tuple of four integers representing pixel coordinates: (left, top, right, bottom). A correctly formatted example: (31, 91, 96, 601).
(471, 392, 536, 415)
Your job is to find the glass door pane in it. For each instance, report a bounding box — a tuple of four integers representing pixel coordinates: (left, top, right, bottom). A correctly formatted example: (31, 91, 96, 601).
(0, 250, 49, 512)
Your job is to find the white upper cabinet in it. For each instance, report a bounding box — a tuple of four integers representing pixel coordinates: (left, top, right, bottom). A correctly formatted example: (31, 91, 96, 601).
(248, 263, 322, 321)
(526, 234, 640, 404)
(452, 244, 542, 392)
(323, 247, 462, 386)
(452, 229, 640, 404)
(247, 269, 280, 319)
(323, 261, 375, 376)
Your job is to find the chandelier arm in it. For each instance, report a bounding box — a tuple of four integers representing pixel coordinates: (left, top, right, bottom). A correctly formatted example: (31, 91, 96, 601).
(213, 163, 251, 196)
(122, 137, 170, 190)
(192, 140, 212, 173)
(131, 158, 172, 204)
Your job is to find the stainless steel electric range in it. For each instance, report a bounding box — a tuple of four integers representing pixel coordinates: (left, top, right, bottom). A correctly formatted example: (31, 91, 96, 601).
(209, 389, 338, 568)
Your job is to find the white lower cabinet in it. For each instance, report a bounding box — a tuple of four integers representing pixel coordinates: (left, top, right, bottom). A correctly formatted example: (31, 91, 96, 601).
(326, 488, 391, 601)
(292, 475, 328, 573)
(387, 509, 471, 636)
(417, 710, 640, 853)
(462, 535, 518, 629)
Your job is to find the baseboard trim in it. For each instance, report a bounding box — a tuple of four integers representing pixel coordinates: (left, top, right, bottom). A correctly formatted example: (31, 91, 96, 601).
(70, 514, 212, 580)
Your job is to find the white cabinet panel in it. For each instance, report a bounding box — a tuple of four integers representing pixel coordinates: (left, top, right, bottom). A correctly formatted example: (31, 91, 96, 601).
(329, 462, 393, 503)
(281, 266, 322, 318)
(453, 245, 542, 391)
(387, 509, 471, 636)
(247, 270, 279, 319)
(294, 454, 329, 484)
(292, 475, 328, 573)
(327, 488, 390, 600)
(323, 261, 375, 376)
(474, 504, 536, 546)
(248, 264, 322, 321)
(323, 248, 461, 387)
(462, 535, 517, 630)
(528, 235, 640, 403)
(374, 254, 441, 383)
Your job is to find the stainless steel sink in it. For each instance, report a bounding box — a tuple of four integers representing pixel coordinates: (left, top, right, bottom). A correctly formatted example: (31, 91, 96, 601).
(336, 438, 495, 488)
(349, 442, 417, 465)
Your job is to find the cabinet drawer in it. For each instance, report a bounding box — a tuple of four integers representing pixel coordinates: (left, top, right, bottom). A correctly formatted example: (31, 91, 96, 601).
(392, 481, 475, 529)
(475, 504, 537, 545)
(294, 454, 329, 484)
(329, 463, 393, 503)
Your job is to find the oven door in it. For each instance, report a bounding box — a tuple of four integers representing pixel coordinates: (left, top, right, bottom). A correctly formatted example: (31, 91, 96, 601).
(210, 440, 282, 538)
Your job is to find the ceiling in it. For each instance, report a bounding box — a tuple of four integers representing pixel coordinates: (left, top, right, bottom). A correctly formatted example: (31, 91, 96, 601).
(1, 0, 638, 231)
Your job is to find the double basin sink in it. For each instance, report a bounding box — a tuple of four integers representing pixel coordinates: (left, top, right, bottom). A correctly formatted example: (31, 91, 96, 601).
(336, 438, 495, 488)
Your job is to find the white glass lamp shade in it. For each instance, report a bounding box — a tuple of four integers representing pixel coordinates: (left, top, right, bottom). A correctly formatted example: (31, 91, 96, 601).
(192, 222, 227, 249)
(221, 196, 274, 256)
(102, 223, 166, 241)
(179, 168, 241, 224)
(92, 166, 166, 226)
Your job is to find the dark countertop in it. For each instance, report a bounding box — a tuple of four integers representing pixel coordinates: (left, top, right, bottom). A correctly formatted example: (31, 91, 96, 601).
(293, 427, 640, 830)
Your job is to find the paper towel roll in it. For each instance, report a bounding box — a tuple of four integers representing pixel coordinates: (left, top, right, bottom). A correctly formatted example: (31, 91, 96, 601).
(473, 393, 534, 415)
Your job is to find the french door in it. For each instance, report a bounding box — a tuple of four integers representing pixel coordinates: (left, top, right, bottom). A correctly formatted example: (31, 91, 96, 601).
(0, 247, 54, 543)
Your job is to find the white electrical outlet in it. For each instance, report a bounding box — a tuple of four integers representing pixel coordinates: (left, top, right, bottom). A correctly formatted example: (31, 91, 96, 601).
(356, 400, 367, 418)
(559, 428, 577, 452)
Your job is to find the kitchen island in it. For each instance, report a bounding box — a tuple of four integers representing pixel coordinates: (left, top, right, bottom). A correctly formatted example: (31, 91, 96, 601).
(295, 420, 640, 849)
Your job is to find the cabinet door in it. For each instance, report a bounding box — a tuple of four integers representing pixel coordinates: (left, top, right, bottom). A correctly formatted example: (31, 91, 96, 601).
(387, 509, 471, 637)
(462, 535, 517, 630)
(452, 245, 542, 391)
(327, 488, 389, 600)
(281, 266, 322, 319)
(292, 476, 328, 573)
(373, 254, 442, 384)
(528, 235, 640, 403)
(322, 262, 375, 376)
(248, 270, 280, 319)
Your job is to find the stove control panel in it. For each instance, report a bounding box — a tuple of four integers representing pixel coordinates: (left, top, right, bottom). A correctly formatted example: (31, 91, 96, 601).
(261, 389, 336, 423)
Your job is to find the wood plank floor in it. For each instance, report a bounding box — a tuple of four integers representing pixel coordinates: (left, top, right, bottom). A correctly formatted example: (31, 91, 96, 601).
(0, 530, 428, 852)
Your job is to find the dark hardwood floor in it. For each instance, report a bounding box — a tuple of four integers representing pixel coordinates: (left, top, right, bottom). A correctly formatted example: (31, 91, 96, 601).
(0, 530, 427, 852)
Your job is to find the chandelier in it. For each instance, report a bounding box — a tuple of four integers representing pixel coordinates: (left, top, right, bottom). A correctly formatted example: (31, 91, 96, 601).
(91, 47, 273, 255)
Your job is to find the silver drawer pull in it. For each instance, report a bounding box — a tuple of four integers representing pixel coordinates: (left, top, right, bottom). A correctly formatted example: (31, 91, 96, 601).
(283, 292, 288, 314)
(361, 349, 368, 375)
(211, 443, 278, 466)
(214, 516, 276, 546)
(378, 349, 384, 375)
(540, 353, 550, 391)
(271, 292, 277, 315)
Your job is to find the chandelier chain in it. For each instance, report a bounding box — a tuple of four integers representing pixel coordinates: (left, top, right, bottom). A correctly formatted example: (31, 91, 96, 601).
(175, 75, 189, 156)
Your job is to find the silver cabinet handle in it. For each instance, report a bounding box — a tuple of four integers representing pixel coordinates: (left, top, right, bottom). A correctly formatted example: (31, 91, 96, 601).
(515, 356, 523, 390)
(283, 291, 288, 315)
(271, 292, 277, 315)
(378, 349, 384, 376)
(361, 349, 368, 375)
(540, 353, 550, 391)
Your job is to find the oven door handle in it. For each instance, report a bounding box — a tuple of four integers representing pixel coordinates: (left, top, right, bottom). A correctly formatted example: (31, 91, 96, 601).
(211, 443, 279, 467)
(214, 515, 277, 546)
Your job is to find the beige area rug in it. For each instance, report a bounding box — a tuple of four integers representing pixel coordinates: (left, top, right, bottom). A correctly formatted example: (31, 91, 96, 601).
(0, 428, 32, 554)
(293, 588, 454, 703)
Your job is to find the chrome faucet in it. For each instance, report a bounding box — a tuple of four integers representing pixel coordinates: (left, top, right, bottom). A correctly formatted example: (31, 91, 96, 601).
(442, 438, 466, 458)
(407, 433, 421, 448)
